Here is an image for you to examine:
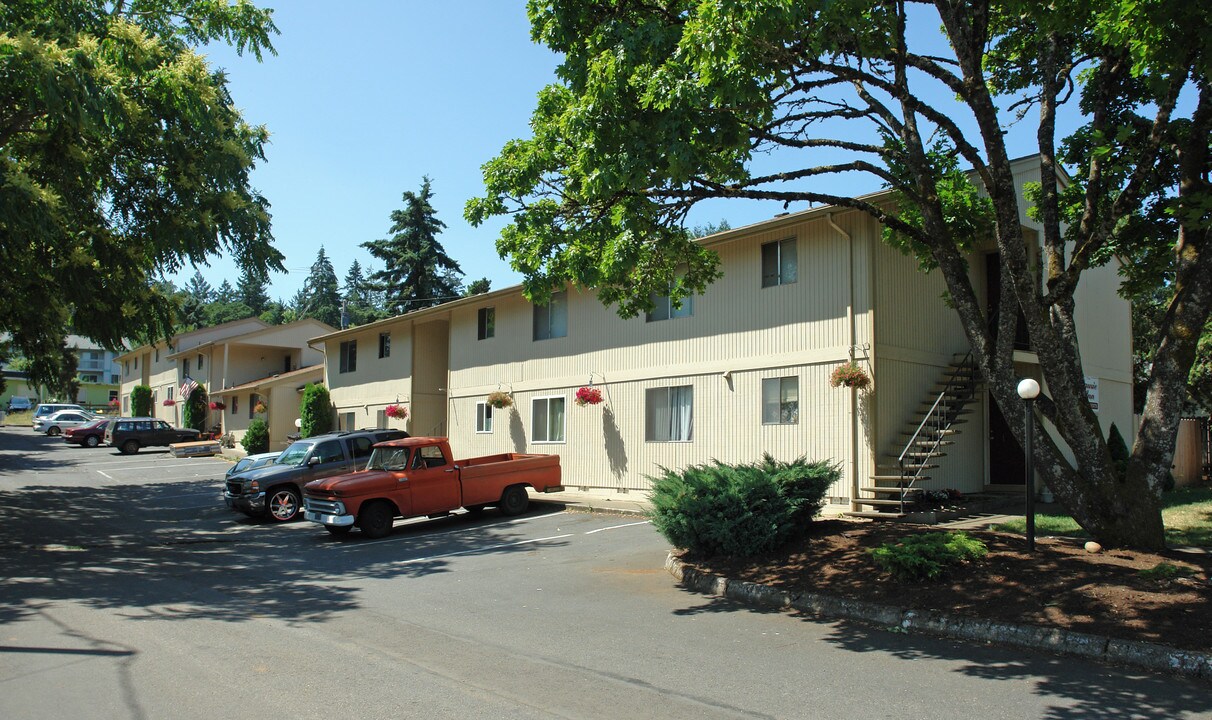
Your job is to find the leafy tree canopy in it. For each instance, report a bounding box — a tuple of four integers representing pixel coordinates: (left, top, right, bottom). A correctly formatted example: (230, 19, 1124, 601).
(470, 0, 1212, 549)
(0, 0, 284, 384)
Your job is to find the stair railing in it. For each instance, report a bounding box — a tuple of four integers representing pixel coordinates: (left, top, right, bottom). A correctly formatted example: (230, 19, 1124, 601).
(896, 351, 976, 512)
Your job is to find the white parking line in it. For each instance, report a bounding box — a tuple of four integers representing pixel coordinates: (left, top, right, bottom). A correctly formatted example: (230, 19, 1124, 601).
(326, 511, 566, 548)
(584, 520, 650, 534)
(95, 461, 227, 472)
(97, 470, 113, 480)
(392, 534, 574, 565)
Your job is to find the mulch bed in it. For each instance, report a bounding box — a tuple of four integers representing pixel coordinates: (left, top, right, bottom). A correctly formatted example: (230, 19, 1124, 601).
(674, 519, 1212, 652)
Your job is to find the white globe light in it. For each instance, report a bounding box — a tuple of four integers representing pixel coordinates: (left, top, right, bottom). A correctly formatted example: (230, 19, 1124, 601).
(294, 418, 302, 429)
(1017, 378, 1041, 400)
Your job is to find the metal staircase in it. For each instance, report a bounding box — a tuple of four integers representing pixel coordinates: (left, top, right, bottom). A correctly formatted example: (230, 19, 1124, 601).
(846, 353, 979, 520)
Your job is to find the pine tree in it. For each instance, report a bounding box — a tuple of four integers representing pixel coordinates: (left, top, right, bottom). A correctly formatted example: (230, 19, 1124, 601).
(464, 277, 491, 296)
(362, 177, 463, 315)
(214, 280, 237, 304)
(184, 271, 215, 305)
(297, 248, 342, 328)
(237, 265, 271, 315)
(341, 260, 376, 327)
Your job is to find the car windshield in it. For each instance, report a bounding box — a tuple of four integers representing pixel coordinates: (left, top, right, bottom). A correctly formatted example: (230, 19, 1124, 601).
(276, 441, 313, 466)
(367, 447, 410, 471)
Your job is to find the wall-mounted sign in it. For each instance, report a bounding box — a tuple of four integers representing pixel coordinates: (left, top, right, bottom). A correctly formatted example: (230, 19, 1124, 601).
(1084, 376, 1099, 412)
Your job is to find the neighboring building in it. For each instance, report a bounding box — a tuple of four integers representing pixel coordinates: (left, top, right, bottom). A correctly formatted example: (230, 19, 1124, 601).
(117, 318, 334, 448)
(313, 156, 1132, 509)
(1, 335, 122, 408)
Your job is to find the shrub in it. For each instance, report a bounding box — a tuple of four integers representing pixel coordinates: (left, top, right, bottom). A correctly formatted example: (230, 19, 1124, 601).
(182, 385, 208, 431)
(242, 419, 270, 455)
(1138, 562, 1197, 582)
(869, 532, 988, 582)
(299, 383, 333, 438)
(130, 385, 152, 416)
(649, 455, 836, 557)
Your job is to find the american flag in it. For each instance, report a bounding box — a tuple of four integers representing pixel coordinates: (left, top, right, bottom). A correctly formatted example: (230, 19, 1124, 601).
(180, 376, 198, 400)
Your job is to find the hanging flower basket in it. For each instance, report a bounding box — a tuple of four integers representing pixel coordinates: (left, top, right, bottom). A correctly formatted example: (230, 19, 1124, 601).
(254, 401, 268, 414)
(209, 401, 226, 411)
(574, 386, 604, 407)
(108, 398, 119, 407)
(487, 390, 513, 409)
(385, 404, 409, 420)
(830, 361, 871, 390)
(162, 399, 176, 407)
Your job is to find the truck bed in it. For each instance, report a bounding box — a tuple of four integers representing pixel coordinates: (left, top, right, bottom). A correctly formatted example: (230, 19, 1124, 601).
(457, 453, 562, 506)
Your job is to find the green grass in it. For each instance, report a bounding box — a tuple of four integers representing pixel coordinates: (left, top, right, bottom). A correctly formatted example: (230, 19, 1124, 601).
(995, 486, 1212, 547)
(3, 410, 32, 426)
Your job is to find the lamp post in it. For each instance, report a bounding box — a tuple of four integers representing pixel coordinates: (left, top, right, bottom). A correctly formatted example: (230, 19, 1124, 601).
(1017, 378, 1040, 552)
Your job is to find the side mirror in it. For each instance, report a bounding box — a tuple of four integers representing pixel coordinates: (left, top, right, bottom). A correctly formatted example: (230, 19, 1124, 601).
(307, 456, 320, 466)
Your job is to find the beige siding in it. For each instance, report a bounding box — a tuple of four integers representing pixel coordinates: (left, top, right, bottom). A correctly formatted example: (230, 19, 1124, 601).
(325, 320, 415, 432)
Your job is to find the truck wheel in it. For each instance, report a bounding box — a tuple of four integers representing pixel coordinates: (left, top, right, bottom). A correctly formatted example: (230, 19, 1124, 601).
(357, 502, 395, 539)
(325, 525, 352, 536)
(499, 485, 529, 516)
(85, 435, 100, 448)
(121, 440, 139, 455)
(267, 487, 301, 522)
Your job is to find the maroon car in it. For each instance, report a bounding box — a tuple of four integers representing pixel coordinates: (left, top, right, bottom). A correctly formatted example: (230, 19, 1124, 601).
(64, 418, 111, 448)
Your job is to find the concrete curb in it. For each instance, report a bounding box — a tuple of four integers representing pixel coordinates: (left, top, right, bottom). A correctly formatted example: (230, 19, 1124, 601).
(665, 553, 1212, 682)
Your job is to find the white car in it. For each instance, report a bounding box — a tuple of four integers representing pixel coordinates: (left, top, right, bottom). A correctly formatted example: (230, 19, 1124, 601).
(35, 409, 98, 436)
(225, 451, 281, 480)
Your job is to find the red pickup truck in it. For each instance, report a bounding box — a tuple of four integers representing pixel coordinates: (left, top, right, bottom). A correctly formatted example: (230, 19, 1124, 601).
(302, 437, 563, 538)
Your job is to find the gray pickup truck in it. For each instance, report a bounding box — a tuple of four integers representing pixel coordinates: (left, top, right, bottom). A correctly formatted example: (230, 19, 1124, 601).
(224, 429, 407, 522)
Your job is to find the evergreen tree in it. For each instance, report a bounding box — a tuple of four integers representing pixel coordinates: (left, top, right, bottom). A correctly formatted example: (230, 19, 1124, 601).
(237, 265, 271, 315)
(296, 248, 342, 328)
(214, 280, 237, 304)
(184, 271, 214, 305)
(464, 278, 491, 296)
(363, 177, 463, 315)
(341, 260, 376, 327)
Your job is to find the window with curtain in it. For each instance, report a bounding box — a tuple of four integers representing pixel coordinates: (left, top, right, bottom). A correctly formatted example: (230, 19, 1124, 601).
(531, 396, 565, 442)
(762, 376, 799, 424)
(476, 402, 494, 433)
(646, 385, 693, 441)
(533, 291, 568, 340)
(761, 238, 798, 287)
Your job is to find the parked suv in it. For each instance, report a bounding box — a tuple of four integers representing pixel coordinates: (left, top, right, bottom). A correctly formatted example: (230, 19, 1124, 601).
(105, 417, 201, 454)
(224, 429, 408, 522)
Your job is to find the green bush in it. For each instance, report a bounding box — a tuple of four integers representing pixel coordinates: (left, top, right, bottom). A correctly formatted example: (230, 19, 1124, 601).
(242, 418, 269, 455)
(182, 385, 208, 431)
(130, 385, 152, 417)
(648, 455, 836, 557)
(299, 383, 333, 437)
(869, 531, 988, 582)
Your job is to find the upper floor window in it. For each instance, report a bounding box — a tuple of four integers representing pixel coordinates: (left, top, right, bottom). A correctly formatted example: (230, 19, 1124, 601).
(339, 340, 357, 373)
(646, 385, 693, 442)
(478, 307, 495, 340)
(134, 356, 138, 369)
(123, 360, 129, 375)
(197, 353, 204, 370)
(646, 291, 693, 322)
(533, 291, 568, 341)
(762, 376, 799, 425)
(154, 348, 159, 362)
(378, 332, 391, 359)
(531, 396, 566, 443)
(183, 358, 190, 376)
(761, 238, 797, 288)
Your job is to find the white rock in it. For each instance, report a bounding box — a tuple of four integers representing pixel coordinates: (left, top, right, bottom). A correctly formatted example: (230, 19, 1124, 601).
(1084, 541, 1103, 553)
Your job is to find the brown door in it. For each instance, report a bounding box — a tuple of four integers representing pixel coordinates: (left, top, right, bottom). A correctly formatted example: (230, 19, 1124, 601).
(988, 396, 1026, 485)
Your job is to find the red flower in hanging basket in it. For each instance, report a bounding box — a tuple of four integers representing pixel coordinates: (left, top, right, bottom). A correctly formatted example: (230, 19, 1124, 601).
(575, 386, 604, 406)
(108, 398, 120, 407)
(208, 401, 226, 410)
(162, 399, 176, 406)
(385, 404, 408, 420)
(253, 401, 268, 414)
(486, 390, 513, 409)
(829, 361, 871, 390)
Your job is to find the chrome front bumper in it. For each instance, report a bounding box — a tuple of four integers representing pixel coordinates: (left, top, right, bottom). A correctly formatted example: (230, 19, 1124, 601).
(224, 490, 265, 514)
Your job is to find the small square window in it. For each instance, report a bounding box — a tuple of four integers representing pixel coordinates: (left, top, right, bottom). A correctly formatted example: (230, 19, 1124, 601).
(762, 377, 799, 424)
(761, 238, 797, 287)
(533, 292, 568, 341)
(378, 333, 390, 359)
(478, 307, 495, 340)
(531, 396, 565, 443)
(476, 402, 494, 433)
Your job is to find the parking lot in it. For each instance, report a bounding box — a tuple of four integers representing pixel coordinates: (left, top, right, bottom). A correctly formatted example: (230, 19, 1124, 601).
(3, 426, 1210, 719)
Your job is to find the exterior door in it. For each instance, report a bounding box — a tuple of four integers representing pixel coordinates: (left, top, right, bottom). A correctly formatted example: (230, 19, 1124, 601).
(407, 445, 460, 516)
(988, 396, 1026, 485)
(307, 439, 350, 482)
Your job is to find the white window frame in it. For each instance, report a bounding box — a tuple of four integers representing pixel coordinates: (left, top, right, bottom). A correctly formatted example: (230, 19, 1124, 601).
(476, 401, 494, 433)
(533, 291, 568, 341)
(761, 238, 798, 288)
(762, 376, 800, 425)
(530, 395, 566, 443)
(646, 385, 694, 442)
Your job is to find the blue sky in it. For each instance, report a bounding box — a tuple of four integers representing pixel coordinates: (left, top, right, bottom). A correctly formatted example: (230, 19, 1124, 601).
(191, 1, 1053, 303)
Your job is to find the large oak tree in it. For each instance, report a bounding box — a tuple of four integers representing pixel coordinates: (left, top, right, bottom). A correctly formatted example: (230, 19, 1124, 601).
(1, 0, 284, 388)
(468, 0, 1212, 549)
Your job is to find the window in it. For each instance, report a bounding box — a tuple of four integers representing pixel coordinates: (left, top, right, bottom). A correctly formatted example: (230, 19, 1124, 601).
(134, 356, 138, 369)
(476, 402, 493, 433)
(761, 238, 798, 287)
(416, 445, 447, 468)
(478, 307, 495, 340)
(167, 386, 174, 401)
(378, 333, 390, 359)
(108, 390, 118, 402)
(646, 291, 693, 322)
(81, 374, 98, 383)
(249, 393, 258, 420)
(123, 361, 128, 375)
(531, 396, 565, 443)
(346, 436, 375, 460)
(231, 395, 238, 415)
(156, 420, 170, 431)
(341, 411, 355, 431)
(376, 409, 387, 428)
(339, 340, 357, 373)
(533, 291, 568, 340)
(197, 353, 204, 370)
(154, 348, 159, 362)
(123, 396, 129, 413)
(183, 358, 190, 376)
(762, 377, 799, 424)
(313, 441, 344, 465)
(111, 374, 119, 384)
(646, 386, 694, 442)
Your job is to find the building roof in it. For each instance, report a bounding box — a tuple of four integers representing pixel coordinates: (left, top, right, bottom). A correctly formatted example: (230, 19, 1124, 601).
(212, 364, 324, 395)
(166, 318, 335, 360)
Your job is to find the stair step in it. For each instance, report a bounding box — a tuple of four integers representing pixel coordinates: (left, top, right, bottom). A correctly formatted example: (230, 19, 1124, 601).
(869, 475, 930, 482)
(859, 486, 911, 494)
(843, 511, 907, 520)
(901, 429, 961, 436)
(904, 420, 968, 428)
(894, 452, 947, 459)
(854, 498, 909, 507)
(877, 463, 938, 471)
(913, 440, 955, 447)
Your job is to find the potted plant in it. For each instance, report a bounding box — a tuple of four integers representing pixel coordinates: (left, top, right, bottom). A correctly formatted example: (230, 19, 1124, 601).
(487, 390, 513, 409)
(162, 399, 176, 407)
(829, 361, 871, 390)
(208, 400, 226, 411)
(575, 386, 604, 407)
(385, 403, 409, 420)
(253, 400, 268, 414)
